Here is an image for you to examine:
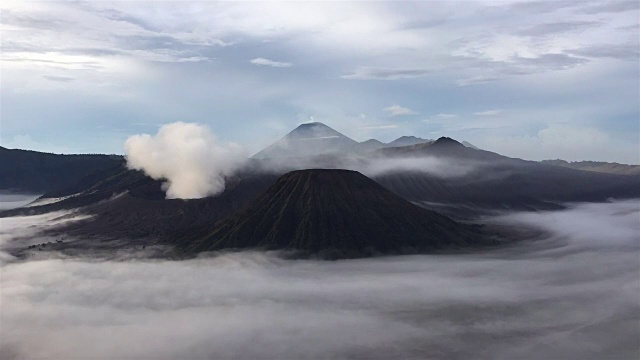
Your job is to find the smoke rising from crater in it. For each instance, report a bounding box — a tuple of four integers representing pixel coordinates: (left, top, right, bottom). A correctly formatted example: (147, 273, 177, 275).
(124, 122, 246, 199)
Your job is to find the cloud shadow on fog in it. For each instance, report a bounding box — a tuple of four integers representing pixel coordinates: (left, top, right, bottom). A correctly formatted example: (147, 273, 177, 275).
(0, 200, 638, 360)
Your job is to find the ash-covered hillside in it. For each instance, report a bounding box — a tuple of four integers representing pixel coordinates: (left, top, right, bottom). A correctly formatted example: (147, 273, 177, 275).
(179, 169, 491, 258)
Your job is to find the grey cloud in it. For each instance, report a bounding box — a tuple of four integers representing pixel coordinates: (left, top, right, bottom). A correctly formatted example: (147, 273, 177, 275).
(43, 75, 75, 82)
(454, 53, 589, 85)
(512, 53, 589, 70)
(117, 34, 190, 51)
(578, 0, 640, 14)
(2, 3, 220, 66)
(508, 1, 586, 14)
(0, 10, 72, 31)
(92, 7, 158, 32)
(0, 41, 50, 54)
(566, 43, 640, 60)
(64, 48, 124, 57)
(617, 24, 640, 31)
(456, 75, 505, 86)
(342, 67, 431, 80)
(518, 21, 601, 36)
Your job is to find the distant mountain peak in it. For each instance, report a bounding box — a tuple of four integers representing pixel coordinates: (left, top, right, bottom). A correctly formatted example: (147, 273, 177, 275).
(288, 122, 343, 136)
(387, 136, 433, 148)
(293, 121, 331, 130)
(360, 138, 384, 144)
(252, 122, 358, 159)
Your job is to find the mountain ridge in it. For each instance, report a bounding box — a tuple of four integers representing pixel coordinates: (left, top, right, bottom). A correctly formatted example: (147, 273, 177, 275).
(541, 159, 640, 176)
(0, 146, 121, 193)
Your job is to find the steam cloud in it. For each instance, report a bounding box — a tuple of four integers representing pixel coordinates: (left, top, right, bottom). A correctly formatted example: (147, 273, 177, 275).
(124, 122, 246, 199)
(1, 200, 638, 359)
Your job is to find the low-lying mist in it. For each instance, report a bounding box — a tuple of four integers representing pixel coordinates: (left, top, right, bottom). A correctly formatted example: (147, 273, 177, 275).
(254, 154, 478, 179)
(0, 193, 41, 211)
(1, 200, 638, 359)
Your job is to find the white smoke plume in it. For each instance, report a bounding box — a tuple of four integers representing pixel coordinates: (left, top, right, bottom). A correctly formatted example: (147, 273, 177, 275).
(124, 122, 246, 199)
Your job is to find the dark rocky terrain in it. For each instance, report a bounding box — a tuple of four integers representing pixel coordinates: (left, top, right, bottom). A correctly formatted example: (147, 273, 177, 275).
(179, 169, 492, 258)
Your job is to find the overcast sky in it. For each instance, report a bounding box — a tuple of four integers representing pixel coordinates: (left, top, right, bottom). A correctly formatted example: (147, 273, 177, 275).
(1, 1, 638, 163)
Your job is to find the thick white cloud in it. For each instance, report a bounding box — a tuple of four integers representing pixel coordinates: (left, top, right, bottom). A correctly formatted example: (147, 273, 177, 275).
(124, 122, 246, 199)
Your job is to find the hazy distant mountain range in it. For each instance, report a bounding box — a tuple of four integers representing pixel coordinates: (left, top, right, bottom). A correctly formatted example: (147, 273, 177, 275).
(541, 159, 640, 176)
(0, 146, 120, 193)
(1, 122, 638, 258)
(252, 122, 471, 159)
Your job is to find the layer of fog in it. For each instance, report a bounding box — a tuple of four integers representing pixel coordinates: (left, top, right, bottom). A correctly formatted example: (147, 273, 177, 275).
(0, 211, 93, 262)
(1, 200, 638, 359)
(0, 192, 41, 211)
(254, 154, 478, 179)
(124, 122, 246, 199)
(359, 156, 476, 178)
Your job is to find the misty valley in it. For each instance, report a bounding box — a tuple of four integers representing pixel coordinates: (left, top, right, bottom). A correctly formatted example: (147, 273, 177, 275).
(1, 122, 639, 359)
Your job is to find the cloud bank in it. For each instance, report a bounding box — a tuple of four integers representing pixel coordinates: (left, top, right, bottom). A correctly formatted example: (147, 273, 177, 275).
(0, 200, 638, 359)
(124, 122, 246, 199)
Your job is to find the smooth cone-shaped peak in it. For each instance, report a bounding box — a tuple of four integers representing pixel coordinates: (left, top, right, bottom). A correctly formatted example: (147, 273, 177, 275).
(252, 122, 358, 159)
(183, 169, 487, 258)
(288, 122, 343, 137)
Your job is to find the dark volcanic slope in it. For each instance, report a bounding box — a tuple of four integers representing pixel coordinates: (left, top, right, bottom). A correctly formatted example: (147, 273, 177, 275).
(0, 146, 120, 193)
(372, 137, 640, 212)
(2, 161, 278, 242)
(182, 169, 489, 258)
